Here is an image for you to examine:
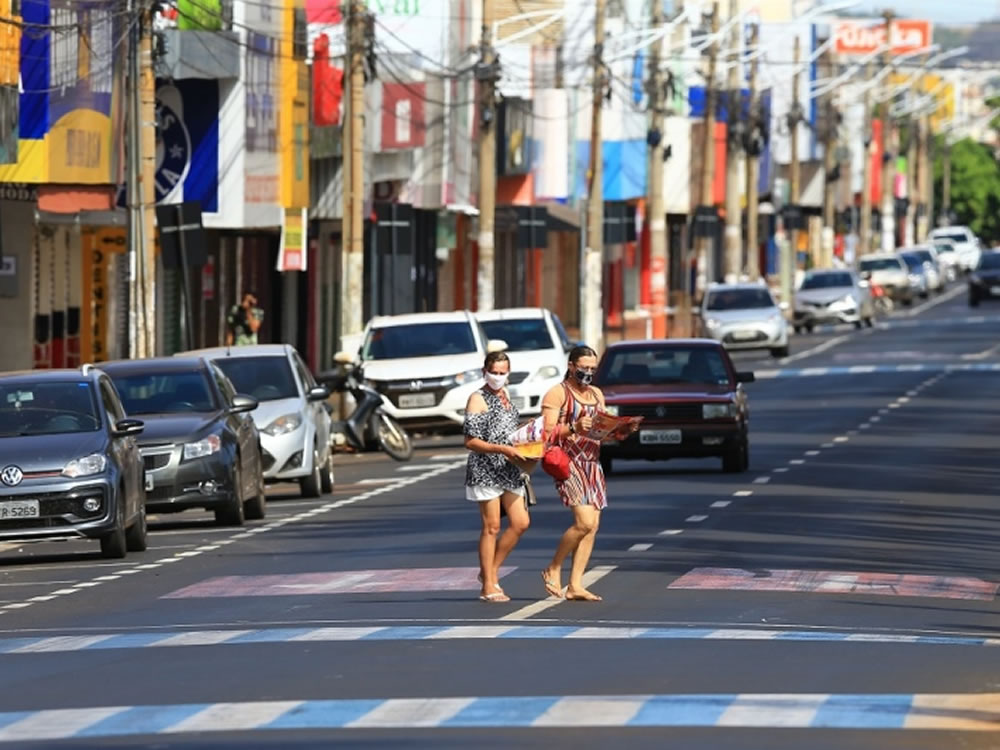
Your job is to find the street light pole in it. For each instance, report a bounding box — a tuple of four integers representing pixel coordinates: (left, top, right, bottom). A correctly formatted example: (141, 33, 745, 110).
(722, 0, 742, 282)
(476, 0, 498, 313)
(879, 10, 896, 252)
(745, 22, 760, 280)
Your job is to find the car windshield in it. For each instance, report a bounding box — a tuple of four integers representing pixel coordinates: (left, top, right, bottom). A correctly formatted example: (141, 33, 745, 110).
(600, 347, 732, 386)
(213, 356, 298, 401)
(977, 253, 1000, 270)
(860, 258, 903, 272)
(934, 243, 954, 254)
(0, 382, 100, 437)
(932, 232, 969, 243)
(899, 254, 923, 270)
(363, 322, 478, 359)
(705, 288, 775, 311)
(801, 272, 853, 290)
(110, 371, 217, 414)
(480, 319, 554, 352)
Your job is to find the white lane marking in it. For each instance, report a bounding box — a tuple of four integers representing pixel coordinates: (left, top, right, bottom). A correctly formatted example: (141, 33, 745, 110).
(686, 515, 708, 523)
(290, 627, 385, 641)
(888, 403, 901, 409)
(805, 451, 820, 456)
(879, 408, 890, 414)
(898, 396, 911, 403)
(717, 694, 828, 727)
(860, 423, 871, 430)
(533, 697, 646, 727)
(629, 543, 654, 552)
(870, 416, 881, 422)
(0, 707, 128, 741)
(396, 465, 436, 472)
(772, 467, 789, 473)
(9, 635, 116, 653)
(821, 442, 835, 448)
(711, 501, 731, 509)
(734, 490, 753, 497)
(658, 529, 684, 536)
(753, 476, 771, 484)
(357, 478, 398, 485)
(431, 453, 467, 461)
(780, 334, 851, 364)
(834, 436, 849, 443)
(500, 565, 617, 622)
(904, 282, 964, 316)
(0, 580, 76, 588)
(151, 630, 253, 648)
(789, 459, 805, 465)
(165, 701, 303, 733)
(348, 698, 476, 728)
(428, 625, 520, 639)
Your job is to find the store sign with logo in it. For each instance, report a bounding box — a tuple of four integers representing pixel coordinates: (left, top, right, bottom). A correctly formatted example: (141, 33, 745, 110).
(277, 208, 308, 272)
(155, 94, 191, 203)
(833, 19, 932, 56)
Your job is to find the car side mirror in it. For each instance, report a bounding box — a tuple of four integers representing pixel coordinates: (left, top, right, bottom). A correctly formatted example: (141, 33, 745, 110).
(230, 394, 258, 414)
(307, 385, 330, 402)
(113, 418, 144, 437)
(735, 371, 756, 384)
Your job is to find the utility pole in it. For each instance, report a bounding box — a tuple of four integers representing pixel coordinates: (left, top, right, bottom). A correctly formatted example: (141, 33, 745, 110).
(341, 1, 365, 349)
(126, 0, 155, 358)
(879, 9, 895, 252)
(859, 61, 874, 257)
(694, 1, 719, 303)
(783, 34, 801, 309)
(476, 0, 498, 312)
(580, 0, 606, 351)
(916, 80, 931, 242)
(745, 22, 760, 280)
(722, 0, 741, 282)
(646, 0, 667, 337)
(821, 45, 837, 269)
(941, 137, 951, 226)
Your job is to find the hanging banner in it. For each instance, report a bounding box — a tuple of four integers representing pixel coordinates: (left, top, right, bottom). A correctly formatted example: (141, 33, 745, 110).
(277, 208, 308, 272)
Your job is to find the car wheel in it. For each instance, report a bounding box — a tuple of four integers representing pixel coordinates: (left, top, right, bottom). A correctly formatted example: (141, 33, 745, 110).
(600, 456, 613, 476)
(299, 447, 323, 498)
(125, 502, 148, 553)
(100, 496, 128, 559)
(319, 451, 335, 494)
(853, 320, 863, 330)
(244, 459, 267, 521)
(722, 437, 749, 474)
(215, 463, 246, 526)
(770, 345, 789, 358)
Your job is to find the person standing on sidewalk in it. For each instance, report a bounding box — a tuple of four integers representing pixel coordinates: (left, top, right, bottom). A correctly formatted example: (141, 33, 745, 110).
(226, 291, 264, 346)
(463, 351, 531, 603)
(540, 344, 608, 602)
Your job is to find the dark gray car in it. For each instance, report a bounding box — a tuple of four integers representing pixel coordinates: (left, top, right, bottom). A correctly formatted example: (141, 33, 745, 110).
(100, 357, 266, 527)
(0, 366, 147, 558)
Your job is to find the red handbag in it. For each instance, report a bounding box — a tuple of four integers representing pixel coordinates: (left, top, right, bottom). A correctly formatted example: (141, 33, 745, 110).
(541, 386, 572, 481)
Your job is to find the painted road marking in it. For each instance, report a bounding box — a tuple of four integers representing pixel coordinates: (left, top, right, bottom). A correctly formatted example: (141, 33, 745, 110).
(686, 515, 708, 523)
(500, 565, 616, 621)
(710, 501, 731, 509)
(163, 567, 516, 599)
(0, 625, 998, 655)
(658, 529, 684, 536)
(628, 543, 653, 552)
(668, 568, 999, 601)
(1, 694, 999, 738)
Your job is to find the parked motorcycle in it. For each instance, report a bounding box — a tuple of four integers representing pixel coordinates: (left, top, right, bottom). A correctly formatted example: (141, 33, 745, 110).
(319, 355, 414, 462)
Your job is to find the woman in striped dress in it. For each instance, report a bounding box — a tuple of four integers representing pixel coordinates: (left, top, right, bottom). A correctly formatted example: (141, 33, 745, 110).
(539, 345, 608, 602)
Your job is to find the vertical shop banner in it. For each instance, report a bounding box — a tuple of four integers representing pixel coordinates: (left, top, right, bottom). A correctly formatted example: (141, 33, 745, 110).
(80, 227, 126, 362)
(279, 0, 309, 210)
(245, 0, 281, 207)
(277, 208, 308, 271)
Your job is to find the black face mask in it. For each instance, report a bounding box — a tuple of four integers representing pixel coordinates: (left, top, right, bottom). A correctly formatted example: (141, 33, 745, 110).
(573, 368, 594, 386)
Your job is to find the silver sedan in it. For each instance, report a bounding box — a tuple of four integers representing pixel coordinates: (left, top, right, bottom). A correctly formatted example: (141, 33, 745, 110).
(793, 270, 875, 332)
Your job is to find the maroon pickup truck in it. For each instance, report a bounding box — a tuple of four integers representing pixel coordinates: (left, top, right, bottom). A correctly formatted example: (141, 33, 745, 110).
(595, 339, 754, 474)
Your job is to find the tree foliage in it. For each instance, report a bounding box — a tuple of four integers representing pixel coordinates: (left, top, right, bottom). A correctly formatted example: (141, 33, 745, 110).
(934, 137, 1000, 243)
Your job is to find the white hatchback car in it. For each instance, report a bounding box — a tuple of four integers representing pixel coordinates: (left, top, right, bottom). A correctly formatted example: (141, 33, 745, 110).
(929, 226, 981, 272)
(357, 311, 507, 431)
(184, 345, 334, 497)
(476, 307, 574, 415)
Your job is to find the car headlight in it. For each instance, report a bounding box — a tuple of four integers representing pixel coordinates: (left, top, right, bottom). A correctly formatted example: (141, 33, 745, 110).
(604, 404, 619, 416)
(263, 413, 302, 436)
(62, 453, 107, 478)
(183, 434, 222, 461)
(703, 403, 736, 419)
(705, 318, 721, 329)
(528, 365, 561, 383)
(453, 369, 483, 386)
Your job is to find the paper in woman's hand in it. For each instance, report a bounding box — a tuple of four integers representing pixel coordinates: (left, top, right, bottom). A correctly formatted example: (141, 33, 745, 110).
(581, 411, 644, 442)
(507, 416, 545, 473)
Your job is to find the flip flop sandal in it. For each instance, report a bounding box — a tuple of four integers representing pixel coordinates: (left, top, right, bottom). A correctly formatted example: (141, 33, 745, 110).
(541, 570, 564, 599)
(479, 592, 510, 602)
(477, 573, 504, 594)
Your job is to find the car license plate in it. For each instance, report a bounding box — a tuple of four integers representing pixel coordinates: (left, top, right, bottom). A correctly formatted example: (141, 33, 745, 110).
(990, 286, 1000, 296)
(511, 396, 527, 410)
(640, 429, 682, 445)
(398, 393, 435, 409)
(0, 500, 40, 519)
(145, 473, 154, 492)
(732, 330, 757, 341)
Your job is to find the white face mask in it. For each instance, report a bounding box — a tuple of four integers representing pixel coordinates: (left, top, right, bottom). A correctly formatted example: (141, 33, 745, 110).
(485, 372, 508, 391)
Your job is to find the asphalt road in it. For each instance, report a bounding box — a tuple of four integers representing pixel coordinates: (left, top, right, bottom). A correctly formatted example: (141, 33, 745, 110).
(2, 283, 1000, 749)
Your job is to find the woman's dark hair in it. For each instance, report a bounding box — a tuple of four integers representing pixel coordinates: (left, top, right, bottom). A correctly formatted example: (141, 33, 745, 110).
(567, 345, 597, 364)
(483, 351, 510, 371)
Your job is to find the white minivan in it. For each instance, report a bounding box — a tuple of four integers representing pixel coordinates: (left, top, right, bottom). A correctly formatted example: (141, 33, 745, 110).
(356, 311, 507, 431)
(929, 226, 981, 272)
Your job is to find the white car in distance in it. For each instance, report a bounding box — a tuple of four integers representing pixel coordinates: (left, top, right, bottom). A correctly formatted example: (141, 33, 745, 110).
(929, 226, 981, 272)
(356, 311, 507, 432)
(476, 307, 574, 415)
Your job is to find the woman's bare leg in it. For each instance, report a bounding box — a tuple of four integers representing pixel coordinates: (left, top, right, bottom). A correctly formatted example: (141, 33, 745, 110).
(543, 505, 597, 593)
(493, 492, 530, 581)
(566, 508, 601, 600)
(478, 498, 504, 598)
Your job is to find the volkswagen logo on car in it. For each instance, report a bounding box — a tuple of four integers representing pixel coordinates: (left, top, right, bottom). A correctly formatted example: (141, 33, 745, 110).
(0, 465, 23, 487)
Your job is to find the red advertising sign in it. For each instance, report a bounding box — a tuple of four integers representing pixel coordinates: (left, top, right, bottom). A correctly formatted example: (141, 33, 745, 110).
(833, 19, 932, 56)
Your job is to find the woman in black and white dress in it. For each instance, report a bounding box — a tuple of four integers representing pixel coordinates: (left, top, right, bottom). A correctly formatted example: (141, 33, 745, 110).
(463, 351, 530, 602)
